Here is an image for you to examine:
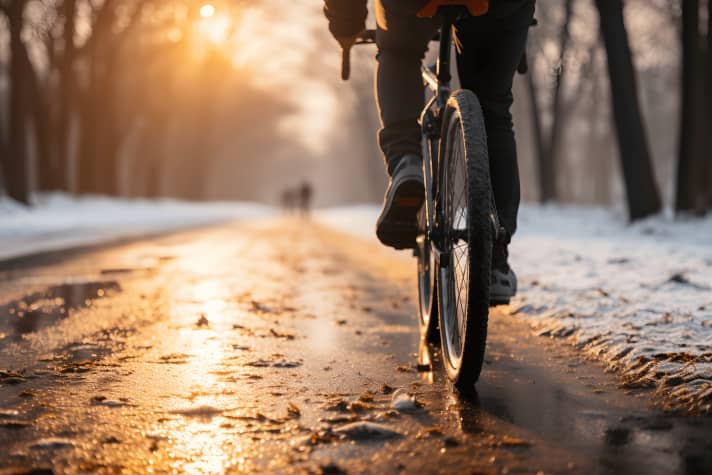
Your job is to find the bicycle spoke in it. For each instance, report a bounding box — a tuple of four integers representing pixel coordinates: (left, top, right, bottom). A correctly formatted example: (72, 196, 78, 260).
(440, 119, 469, 360)
(448, 279, 458, 337)
(454, 248, 467, 339)
(453, 123, 468, 356)
(458, 252, 469, 338)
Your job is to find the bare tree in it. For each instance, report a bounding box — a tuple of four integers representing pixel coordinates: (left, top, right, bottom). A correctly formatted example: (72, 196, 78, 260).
(75, 0, 148, 195)
(19, 38, 54, 193)
(675, 0, 704, 214)
(1, 0, 77, 194)
(76, 0, 119, 194)
(54, 0, 78, 191)
(526, 0, 584, 203)
(707, 0, 712, 210)
(595, 0, 662, 220)
(524, 62, 547, 200)
(543, 0, 573, 203)
(1, 0, 31, 204)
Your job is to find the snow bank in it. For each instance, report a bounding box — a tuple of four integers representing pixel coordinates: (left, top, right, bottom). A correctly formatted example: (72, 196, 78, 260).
(318, 204, 712, 413)
(0, 193, 273, 261)
(512, 205, 712, 413)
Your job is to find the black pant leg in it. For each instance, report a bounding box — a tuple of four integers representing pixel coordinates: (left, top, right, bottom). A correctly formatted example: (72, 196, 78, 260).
(454, 2, 534, 238)
(375, 0, 438, 173)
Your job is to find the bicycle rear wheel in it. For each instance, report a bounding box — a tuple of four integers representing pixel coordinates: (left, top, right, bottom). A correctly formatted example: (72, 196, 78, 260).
(416, 204, 438, 342)
(436, 89, 493, 391)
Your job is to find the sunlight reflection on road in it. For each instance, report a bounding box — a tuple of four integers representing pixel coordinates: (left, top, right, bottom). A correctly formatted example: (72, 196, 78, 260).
(190, 279, 231, 324)
(154, 329, 237, 474)
(154, 418, 243, 474)
(142, 243, 255, 474)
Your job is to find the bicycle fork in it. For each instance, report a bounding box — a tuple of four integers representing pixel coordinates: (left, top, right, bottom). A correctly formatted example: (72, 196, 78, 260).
(419, 20, 454, 268)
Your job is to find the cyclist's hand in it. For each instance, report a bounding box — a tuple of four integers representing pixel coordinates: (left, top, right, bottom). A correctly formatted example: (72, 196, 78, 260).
(335, 33, 361, 51)
(323, 3, 367, 48)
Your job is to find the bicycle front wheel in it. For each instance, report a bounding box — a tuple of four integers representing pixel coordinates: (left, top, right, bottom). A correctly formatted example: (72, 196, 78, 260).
(436, 89, 493, 391)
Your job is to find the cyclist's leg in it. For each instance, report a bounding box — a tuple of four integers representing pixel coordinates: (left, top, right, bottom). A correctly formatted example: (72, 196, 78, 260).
(375, 0, 438, 174)
(454, 1, 535, 239)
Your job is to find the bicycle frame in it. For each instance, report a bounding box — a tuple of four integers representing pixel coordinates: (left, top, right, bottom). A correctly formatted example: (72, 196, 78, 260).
(420, 7, 468, 260)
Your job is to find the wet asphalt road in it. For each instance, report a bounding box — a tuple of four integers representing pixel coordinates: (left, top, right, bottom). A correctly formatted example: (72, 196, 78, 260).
(0, 218, 710, 475)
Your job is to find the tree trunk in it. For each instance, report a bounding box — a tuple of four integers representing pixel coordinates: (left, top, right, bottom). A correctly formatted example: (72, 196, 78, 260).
(55, 0, 77, 191)
(594, 0, 661, 220)
(77, 0, 125, 196)
(694, 45, 709, 214)
(77, 50, 99, 194)
(525, 67, 550, 202)
(18, 44, 55, 192)
(705, 0, 712, 211)
(4, 0, 31, 205)
(675, 0, 702, 214)
(526, 0, 574, 204)
(96, 50, 121, 196)
(544, 0, 574, 203)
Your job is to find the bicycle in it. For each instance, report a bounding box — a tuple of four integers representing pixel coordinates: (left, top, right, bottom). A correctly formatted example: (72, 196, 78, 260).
(342, 3, 503, 391)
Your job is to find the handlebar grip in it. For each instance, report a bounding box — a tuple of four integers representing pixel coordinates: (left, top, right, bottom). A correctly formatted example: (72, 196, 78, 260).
(340, 31, 375, 81)
(341, 46, 351, 81)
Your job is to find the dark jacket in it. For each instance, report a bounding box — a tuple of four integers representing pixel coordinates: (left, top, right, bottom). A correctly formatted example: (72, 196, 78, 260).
(324, 0, 533, 20)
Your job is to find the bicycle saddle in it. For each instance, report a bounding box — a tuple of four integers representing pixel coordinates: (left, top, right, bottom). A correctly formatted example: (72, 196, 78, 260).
(417, 0, 489, 18)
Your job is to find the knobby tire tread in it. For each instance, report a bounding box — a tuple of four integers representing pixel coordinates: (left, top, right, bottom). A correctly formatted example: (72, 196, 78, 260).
(438, 89, 493, 391)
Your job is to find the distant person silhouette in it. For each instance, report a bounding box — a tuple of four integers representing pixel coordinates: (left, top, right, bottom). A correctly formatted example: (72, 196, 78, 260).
(298, 182, 313, 216)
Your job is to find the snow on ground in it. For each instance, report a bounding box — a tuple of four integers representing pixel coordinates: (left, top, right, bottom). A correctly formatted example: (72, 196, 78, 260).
(317, 204, 712, 413)
(0, 193, 273, 261)
(317, 205, 387, 243)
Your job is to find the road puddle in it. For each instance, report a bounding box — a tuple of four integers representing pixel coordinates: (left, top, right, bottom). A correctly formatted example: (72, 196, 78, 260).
(0, 280, 120, 341)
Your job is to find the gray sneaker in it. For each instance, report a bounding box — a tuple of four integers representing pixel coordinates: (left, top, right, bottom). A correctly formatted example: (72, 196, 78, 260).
(490, 266, 517, 306)
(490, 232, 517, 305)
(376, 154, 425, 250)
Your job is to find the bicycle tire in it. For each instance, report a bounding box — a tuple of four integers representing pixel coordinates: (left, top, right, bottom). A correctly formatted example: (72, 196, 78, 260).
(416, 204, 438, 342)
(436, 89, 493, 391)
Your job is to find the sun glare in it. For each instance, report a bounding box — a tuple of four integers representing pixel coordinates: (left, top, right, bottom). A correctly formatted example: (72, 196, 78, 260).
(200, 3, 216, 18)
(197, 13, 231, 45)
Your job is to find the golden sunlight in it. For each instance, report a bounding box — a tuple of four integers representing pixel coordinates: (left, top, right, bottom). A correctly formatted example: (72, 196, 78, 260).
(197, 12, 231, 45)
(200, 3, 216, 18)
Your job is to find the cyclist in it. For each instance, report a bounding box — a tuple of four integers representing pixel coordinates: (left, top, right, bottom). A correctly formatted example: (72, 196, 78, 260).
(324, 0, 534, 304)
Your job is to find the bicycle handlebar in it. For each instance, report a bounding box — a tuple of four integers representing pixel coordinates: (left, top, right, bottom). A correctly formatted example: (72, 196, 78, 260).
(341, 30, 377, 81)
(340, 27, 533, 80)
